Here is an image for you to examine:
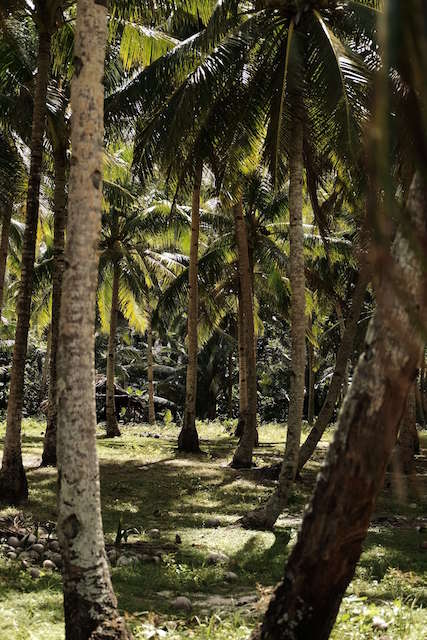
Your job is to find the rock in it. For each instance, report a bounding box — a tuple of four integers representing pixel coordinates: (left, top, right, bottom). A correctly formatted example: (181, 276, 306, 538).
(49, 540, 60, 552)
(27, 534, 37, 545)
(147, 528, 160, 539)
(50, 552, 62, 565)
(117, 555, 133, 567)
(31, 544, 45, 554)
(175, 534, 182, 544)
(21, 560, 29, 569)
(28, 550, 40, 561)
(207, 551, 229, 565)
(29, 568, 41, 579)
(7, 536, 20, 548)
(43, 560, 56, 571)
(172, 596, 192, 612)
(372, 616, 388, 630)
(141, 554, 150, 563)
(6, 552, 17, 560)
(224, 571, 238, 582)
(205, 518, 221, 528)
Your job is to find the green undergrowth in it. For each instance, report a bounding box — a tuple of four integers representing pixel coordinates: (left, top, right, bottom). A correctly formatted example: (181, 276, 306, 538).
(0, 418, 426, 639)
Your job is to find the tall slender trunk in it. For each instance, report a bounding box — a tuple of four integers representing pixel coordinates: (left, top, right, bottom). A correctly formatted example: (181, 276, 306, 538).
(335, 301, 350, 398)
(297, 269, 368, 471)
(147, 309, 155, 426)
(254, 173, 426, 640)
(56, 1, 131, 638)
(390, 384, 419, 480)
(235, 290, 248, 437)
(178, 162, 202, 452)
(231, 196, 257, 468)
(0, 206, 12, 317)
(227, 349, 233, 419)
(240, 111, 304, 522)
(307, 317, 315, 425)
(415, 371, 425, 426)
(106, 261, 121, 437)
(0, 29, 52, 504)
(42, 142, 67, 466)
(40, 325, 51, 402)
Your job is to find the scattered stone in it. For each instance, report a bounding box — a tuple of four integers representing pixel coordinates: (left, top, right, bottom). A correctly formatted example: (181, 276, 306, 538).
(29, 568, 41, 579)
(26, 534, 37, 545)
(7, 536, 20, 548)
(6, 552, 17, 560)
(205, 518, 221, 528)
(28, 550, 40, 561)
(50, 552, 62, 565)
(172, 596, 192, 612)
(21, 560, 29, 569)
(207, 551, 229, 565)
(224, 571, 238, 582)
(117, 555, 134, 567)
(175, 534, 182, 544)
(372, 616, 388, 630)
(147, 529, 160, 539)
(31, 544, 45, 554)
(49, 540, 60, 552)
(43, 560, 56, 571)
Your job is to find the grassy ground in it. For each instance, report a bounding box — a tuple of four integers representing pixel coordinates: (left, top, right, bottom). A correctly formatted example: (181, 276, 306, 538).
(0, 418, 426, 640)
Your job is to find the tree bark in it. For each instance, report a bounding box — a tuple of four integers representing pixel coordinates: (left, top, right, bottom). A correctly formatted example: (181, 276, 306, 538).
(40, 324, 52, 402)
(106, 260, 121, 437)
(56, 1, 131, 638)
(297, 269, 368, 472)
(178, 162, 202, 452)
(0, 29, 52, 504)
(147, 309, 156, 426)
(228, 349, 233, 419)
(390, 384, 419, 480)
(0, 205, 12, 318)
(240, 111, 304, 520)
(42, 142, 68, 466)
(254, 173, 426, 640)
(231, 196, 258, 468)
(235, 290, 248, 437)
(307, 317, 315, 425)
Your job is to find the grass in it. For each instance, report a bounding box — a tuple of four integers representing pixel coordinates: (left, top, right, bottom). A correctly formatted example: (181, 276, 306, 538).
(0, 417, 426, 639)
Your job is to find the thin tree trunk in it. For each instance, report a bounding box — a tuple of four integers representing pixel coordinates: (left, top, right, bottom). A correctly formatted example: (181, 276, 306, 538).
(0, 206, 12, 317)
(178, 161, 202, 452)
(307, 317, 315, 425)
(240, 111, 305, 521)
(253, 173, 426, 640)
(106, 261, 121, 437)
(228, 349, 233, 419)
(336, 302, 350, 399)
(147, 309, 155, 426)
(0, 29, 52, 504)
(390, 384, 419, 480)
(415, 371, 425, 426)
(56, 1, 131, 638)
(40, 325, 51, 402)
(235, 290, 248, 437)
(42, 142, 67, 466)
(297, 269, 368, 471)
(231, 196, 257, 468)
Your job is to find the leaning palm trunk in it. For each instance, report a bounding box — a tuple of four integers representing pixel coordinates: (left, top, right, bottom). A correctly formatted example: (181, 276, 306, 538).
(235, 291, 248, 437)
(0, 28, 52, 504)
(147, 309, 156, 425)
(106, 261, 121, 437)
(297, 269, 368, 472)
(56, 2, 130, 638)
(240, 113, 305, 520)
(231, 196, 257, 468)
(178, 162, 202, 452)
(254, 173, 426, 640)
(42, 143, 67, 466)
(0, 205, 12, 317)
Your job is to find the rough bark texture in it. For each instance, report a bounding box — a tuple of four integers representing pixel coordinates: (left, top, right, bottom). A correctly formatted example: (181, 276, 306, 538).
(178, 163, 202, 452)
(297, 269, 368, 472)
(231, 196, 257, 468)
(240, 113, 304, 519)
(0, 205, 12, 317)
(106, 261, 121, 437)
(0, 29, 52, 504)
(147, 310, 156, 426)
(254, 173, 426, 640)
(235, 291, 248, 437)
(56, 2, 131, 638)
(40, 325, 52, 402)
(390, 385, 419, 479)
(42, 144, 67, 466)
(307, 319, 315, 425)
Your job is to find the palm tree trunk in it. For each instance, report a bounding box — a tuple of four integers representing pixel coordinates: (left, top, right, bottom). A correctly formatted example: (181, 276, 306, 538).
(106, 261, 121, 437)
(40, 325, 51, 402)
(231, 196, 257, 468)
(390, 384, 419, 481)
(0, 206, 12, 317)
(307, 317, 315, 425)
(147, 309, 156, 426)
(56, 2, 130, 637)
(42, 142, 67, 466)
(227, 349, 233, 418)
(240, 112, 304, 522)
(0, 29, 51, 504)
(254, 173, 426, 640)
(235, 291, 248, 437)
(297, 269, 368, 471)
(178, 161, 202, 452)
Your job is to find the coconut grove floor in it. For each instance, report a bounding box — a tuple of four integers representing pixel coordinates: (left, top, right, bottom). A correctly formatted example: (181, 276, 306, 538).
(0, 419, 426, 640)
